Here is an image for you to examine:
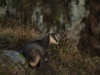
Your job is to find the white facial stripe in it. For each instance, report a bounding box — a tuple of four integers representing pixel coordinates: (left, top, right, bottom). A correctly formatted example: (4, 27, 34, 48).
(55, 34, 58, 41)
(50, 35, 58, 44)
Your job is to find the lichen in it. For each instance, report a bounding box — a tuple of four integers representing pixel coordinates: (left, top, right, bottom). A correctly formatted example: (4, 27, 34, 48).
(19, 54, 28, 66)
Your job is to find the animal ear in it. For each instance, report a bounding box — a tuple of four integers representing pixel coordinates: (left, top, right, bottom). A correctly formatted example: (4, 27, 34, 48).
(49, 28, 54, 34)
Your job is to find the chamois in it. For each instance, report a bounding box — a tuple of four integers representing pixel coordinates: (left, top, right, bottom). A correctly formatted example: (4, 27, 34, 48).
(21, 30, 59, 68)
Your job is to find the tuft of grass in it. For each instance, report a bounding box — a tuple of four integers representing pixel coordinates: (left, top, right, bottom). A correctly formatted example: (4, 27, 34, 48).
(0, 26, 40, 51)
(48, 38, 100, 75)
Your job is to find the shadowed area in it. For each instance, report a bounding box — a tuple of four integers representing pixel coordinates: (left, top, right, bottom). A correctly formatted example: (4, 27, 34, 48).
(35, 62, 59, 75)
(78, 0, 100, 57)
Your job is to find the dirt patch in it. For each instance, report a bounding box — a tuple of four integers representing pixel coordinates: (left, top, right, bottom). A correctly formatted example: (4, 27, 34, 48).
(35, 62, 59, 75)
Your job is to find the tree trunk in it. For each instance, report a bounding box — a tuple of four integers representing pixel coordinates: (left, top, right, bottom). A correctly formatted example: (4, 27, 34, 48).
(77, 0, 100, 56)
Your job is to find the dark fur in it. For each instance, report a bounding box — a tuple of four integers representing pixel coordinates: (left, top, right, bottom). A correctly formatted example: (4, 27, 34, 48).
(21, 33, 51, 68)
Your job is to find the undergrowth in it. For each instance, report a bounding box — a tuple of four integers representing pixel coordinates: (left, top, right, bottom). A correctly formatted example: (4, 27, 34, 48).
(0, 26, 40, 51)
(48, 39, 100, 75)
(0, 26, 100, 75)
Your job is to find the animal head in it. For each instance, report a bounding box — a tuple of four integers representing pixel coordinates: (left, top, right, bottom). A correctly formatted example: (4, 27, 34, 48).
(49, 29, 59, 44)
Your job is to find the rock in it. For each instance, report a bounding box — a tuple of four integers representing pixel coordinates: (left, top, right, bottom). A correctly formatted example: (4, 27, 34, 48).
(0, 50, 35, 75)
(31, 4, 43, 26)
(0, 7, 7, 17)
(66, 0, 86, 39)
(0, 50, 25, 65)
(6, 0, 17, 16)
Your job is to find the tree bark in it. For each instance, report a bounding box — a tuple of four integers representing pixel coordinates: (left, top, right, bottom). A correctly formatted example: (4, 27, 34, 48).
(77, 0, 100, 56)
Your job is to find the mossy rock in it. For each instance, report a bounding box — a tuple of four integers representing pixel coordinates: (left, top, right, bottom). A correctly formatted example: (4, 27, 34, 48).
(0, 50, 35, 75)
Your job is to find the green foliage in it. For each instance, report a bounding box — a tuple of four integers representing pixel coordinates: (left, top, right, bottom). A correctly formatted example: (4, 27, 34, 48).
(25, 67, 36, 75)
(19, 54, 28, 66)
(54, 7, 63, 24)
(49, 45, 59, 53)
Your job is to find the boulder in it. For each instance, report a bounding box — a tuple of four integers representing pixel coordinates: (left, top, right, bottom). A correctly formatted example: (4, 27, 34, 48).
(0, 50, 35, 75)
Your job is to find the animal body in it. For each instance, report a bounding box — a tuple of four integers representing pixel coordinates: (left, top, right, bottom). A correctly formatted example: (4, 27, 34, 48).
(21, 30, 59, 68)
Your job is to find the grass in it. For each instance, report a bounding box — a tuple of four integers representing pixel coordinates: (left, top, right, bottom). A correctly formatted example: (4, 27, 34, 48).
(0, 25, 40, 51)
(0, 25, 100, 75)
(0, 0, 99, 74)
(48, 39, 100, 75)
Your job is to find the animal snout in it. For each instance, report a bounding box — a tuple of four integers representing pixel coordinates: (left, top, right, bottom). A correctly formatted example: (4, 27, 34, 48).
(56, 40, 59, 44)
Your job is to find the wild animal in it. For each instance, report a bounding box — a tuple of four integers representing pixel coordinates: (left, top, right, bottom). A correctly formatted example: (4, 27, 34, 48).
(21, 30, 59, 68)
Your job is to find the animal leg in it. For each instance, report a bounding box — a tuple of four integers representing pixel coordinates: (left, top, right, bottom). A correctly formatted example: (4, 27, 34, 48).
(28, 55, 40, 68)
(28, 63, 35, 69)
(36, 59, 44, 67)
(44, 52, 50, 62)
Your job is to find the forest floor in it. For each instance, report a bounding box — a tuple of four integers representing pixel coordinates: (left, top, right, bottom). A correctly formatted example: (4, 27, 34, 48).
(0, 26, 100, 75)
